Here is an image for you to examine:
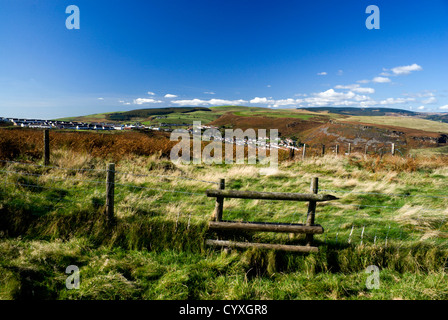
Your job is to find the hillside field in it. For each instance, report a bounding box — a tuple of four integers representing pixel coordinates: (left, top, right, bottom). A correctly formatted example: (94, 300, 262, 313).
(0, 129, 447, 300)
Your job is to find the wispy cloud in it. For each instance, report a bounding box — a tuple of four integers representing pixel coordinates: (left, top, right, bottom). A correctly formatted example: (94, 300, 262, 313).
(97, 97, 104, 100)
(390, 63, 423, 75)
(372, 76, 391, 83)
(335, 84, 375, 94)
(418, 105, 425, 110)
(422, 96, 437, 104)
(317, 72, 327, 76)
(379, 97, 415, 105)
(204, 92, 215, 95)
(147, 91, 156, 96)
(439, 105, 448, 110)
(164, 94, 178, 98)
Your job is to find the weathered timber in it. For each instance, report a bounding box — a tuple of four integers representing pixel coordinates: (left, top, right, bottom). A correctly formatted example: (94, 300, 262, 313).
(206, 189, 338, 202)
(305, 177, 318, 246)
(205, 239, 319, 253)
(211, 178, 225, 221)
(209, 221, 324, 234)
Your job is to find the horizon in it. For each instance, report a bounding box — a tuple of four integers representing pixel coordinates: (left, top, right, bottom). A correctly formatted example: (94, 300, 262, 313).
(1, 1, 448, 118)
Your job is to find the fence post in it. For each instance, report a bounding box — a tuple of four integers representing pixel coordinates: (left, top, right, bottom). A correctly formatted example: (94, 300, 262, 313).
(302, 144, 306, 161)
(289, 143, 295, 160)
(106, 163, 115, 222)
(335, 144, 339, 155)
(365, 145, 368, 155)
(391, 143, 395, 156)
(44, 129, 50, 166)
(348, 143, 351, 155)
(321, 144, 325, 156)
(212, 178, 225, 221)
(305, 177, 318, 246)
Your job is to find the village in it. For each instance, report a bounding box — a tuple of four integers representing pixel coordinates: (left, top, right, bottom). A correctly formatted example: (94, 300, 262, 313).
(0, 116, 298, 152)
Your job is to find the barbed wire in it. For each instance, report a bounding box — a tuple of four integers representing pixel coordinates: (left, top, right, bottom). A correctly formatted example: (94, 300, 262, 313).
(321, 188, 448, 200)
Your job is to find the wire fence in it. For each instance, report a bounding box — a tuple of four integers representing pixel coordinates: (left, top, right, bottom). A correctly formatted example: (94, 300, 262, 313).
(0, 159, 447, 247)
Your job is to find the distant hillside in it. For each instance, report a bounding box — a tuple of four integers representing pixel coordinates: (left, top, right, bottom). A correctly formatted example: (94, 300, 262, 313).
(299, 107, 417, 117)
(106, 107, 211, 121)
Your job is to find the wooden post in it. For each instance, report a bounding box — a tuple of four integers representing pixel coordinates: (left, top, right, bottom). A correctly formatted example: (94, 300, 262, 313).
(212, 178, 225, 221)
(365, 145, 368, 155)
(43, 129, 50, 166)
(302, 144, 306, 160)
(348, 143, 351, 155)
(305, 177, 318, 246)
(335, 144, 339, 155)
(289, 143, 295, 160)
(106, 163, 115, 222)
(321, 144, 325, 156)
(391, 143, 395, 156)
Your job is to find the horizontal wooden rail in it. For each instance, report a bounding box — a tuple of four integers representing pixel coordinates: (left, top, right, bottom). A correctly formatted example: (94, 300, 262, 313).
(209, 221, 324, 234)
(206, 189, 338, 202)
(205, 239, 319, 253)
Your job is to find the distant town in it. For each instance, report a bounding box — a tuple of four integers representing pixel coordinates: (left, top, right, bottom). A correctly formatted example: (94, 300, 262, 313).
(0, 116, 298, 151)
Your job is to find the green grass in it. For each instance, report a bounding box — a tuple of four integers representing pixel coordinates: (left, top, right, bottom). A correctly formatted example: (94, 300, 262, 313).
(1, 151, 448, 300)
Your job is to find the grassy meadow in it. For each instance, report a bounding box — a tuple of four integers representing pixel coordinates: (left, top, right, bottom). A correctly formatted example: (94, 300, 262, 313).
(0, 130, 448, 300)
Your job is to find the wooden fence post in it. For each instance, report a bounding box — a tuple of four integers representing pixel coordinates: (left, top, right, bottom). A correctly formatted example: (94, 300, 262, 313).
(302, 144, 306, 160)
(321, 144, 325, 156)
(336, 144, 339, 155)
(289, 143, 295, 160)
(348, 143, 351, 155)
(106, 163, 115, 222)
(305, 177, 318, 246)
(212, 178, 225, 221)
(43, 129, 50, 166)
(391, 143, 395, 156)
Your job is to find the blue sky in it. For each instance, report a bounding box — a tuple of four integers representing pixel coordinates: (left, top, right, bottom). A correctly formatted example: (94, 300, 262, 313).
(1, 0, 447, 119)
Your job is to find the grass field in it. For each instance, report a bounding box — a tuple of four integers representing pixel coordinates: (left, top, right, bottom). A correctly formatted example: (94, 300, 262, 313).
(1, 133, 447, 300)
(340, 116, 448, 133)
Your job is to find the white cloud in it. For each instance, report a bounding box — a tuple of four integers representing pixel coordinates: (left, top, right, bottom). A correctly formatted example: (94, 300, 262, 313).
(164, 94, 178, 98)
(266, 85, 272, 88)
(391, 63, 423, 75)
(134, 98, 163, 105)
(418, 106, 425, 110)
(379, 97, 415, 105)
(439, 105, 448, 110)
(171, 98, 247, 106)
(301, 89, 370, 107)
(250, 97, 273, 104)
(335, 84, 375, 94)
(357, 79, 370, 84)
(171, 99, 207, 106)
(422, 96, 437, 104)
(317, 72, 327, 76)
(208, 99, 248, 105)
(98, 97, 104, 100)
(372, 76, 391, 83)
(204, 92, 215, 95)
(147, 91, 156, 96)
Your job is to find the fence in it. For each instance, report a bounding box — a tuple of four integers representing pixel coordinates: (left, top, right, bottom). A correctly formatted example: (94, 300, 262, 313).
(287, 142, 406, 160)
(1, 157, 447, 250)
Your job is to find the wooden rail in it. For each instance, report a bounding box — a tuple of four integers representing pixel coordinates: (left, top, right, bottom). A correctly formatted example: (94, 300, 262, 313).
(205, 177, 338, 253)
(206, 189, 338, 202)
